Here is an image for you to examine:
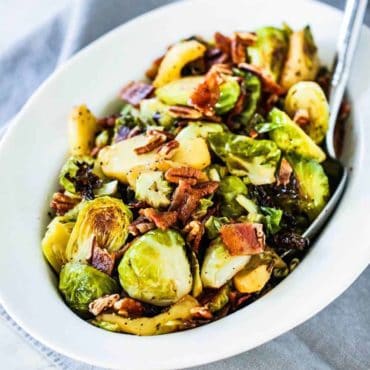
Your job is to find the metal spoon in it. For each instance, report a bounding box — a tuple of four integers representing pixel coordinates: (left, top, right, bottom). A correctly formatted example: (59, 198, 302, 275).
(303, 0, 368, 239)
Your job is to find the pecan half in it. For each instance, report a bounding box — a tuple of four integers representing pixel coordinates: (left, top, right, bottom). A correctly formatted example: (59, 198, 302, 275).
(128, 216, 155, 236)
(168, 105, 203, 120)
(220, 222, 265, 256)
(165, 167, 208, 185)
(120, 81, 154, 106)
(90, 242, 116, 276)
(50, 192, 79, 216)
(238, 63, 284, 95)
(276, 157, 293, 186)
(113, 297, 145, 317)
(293, 108, 310, 126)
(183, 220, 204, 253)
(139, 208, 178, 230)
(156, 139, 179, 158)
(89, 294, 120, 316)
(134, 131, 167, 154)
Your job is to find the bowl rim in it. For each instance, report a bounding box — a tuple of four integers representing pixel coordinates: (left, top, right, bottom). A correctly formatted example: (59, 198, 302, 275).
(1, 0, 370, 369)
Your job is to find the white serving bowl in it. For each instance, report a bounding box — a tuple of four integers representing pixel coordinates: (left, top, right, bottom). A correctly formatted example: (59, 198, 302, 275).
(0, 0, 370, 368)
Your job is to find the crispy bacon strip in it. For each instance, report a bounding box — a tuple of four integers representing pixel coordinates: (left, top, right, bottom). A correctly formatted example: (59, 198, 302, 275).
(120, 81, 154, 106)
(139, 208, 178, 230)
(90, 243, 116, 275)
(238, 63, 284, 95)
(220, 223, 265, 256)
(276, 158, 293, 186)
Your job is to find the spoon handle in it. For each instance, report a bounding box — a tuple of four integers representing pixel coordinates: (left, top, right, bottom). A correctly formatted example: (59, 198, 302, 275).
(326, 0, 368, 159)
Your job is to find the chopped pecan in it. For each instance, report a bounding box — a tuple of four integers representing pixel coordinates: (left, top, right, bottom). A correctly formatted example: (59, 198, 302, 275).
(156, 139, 179, 158)
(183, 220, 204, 253)
(113, 297, 145, 317)
(293, 108, 310, 126)
(90, 242, 116, 275)
(220, 222, 265, 256)
(120, 81, 154, 106)
(190, 306, 213, 320)
(89, 294, 120, 316)
(50, 192, 79, 216)
(165, 167, 208, 185)
(146, 55, 164, 80)
(134, 132, 167, 154)
(128, 216, 155, 236)
(238, 63, 284, 95)
(168, 105, 203, 119)
(276, 157, 293, 186)
(139, 208, 178, 230)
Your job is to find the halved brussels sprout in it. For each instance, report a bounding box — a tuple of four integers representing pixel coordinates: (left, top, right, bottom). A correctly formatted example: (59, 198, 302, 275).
(139, 98, 174, 128)
(155, 76, 204, 105)
(233, 254, 272, 293)
(287, 154, 329, 220)
(59, 262, 119, 316)
(135, 170, 172, 208)
(66, 196, 132, 262)
(208, 131, 281, 185)
(201, 238, 251, 289)
(190, 251, 203, 298)
(207, 284, 231, 313)
(280, 26, 320, 90)
(215, 77, 241, 115)
(267, 108, 326, 162)
(218, 176, 248, 217)
(42, 216, 75, 273)
(68, 105, 98, 156)
(248, 26, 288, 82)
(92, 295, 198, 335)
(285, 81, 329, 144)
(118, 229, 192, 306)
(153, 40, 206, 87)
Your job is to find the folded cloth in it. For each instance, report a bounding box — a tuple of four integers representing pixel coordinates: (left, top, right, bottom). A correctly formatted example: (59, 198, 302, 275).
(0, 0, 369, 369)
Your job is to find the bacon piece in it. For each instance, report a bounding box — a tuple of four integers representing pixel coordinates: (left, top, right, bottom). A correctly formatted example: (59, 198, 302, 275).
(139, 208, 178, 230)
(90, 244, 116, 275)
(165, 167, 208, 185)
(120, 81, 154, 106)
(220, 223, 265, 256)
(277, 158, 293, 186)
(214, 32, 232, 55)
(231, 36, 246, 64)
(238, 63, 284, 95)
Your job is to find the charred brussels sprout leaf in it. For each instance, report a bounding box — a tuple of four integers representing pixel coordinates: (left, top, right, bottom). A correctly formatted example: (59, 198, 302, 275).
(248, 27, 288, 82)
(260, 207, 283, 234)
(218, 176, 248, 217)
(267, 108, 326, 162)
(135, 170, 172, 208)
(201, 238, 250, 289)
(118, 229, 192, 306)
(59, 262, 118, 316)
(287, 155, 329, 220)
(66, 196, 132, 262)
(209, 131, 281, 185)
(215, 77, 241, 115)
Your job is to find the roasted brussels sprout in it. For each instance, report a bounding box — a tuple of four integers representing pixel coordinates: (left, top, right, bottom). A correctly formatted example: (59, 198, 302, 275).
(260, 206, 283, 235)
(155, 76, 204, 105)
(66, 197, 132, 262)
(173, 122, 223, 170)
(215, 77, 241, 115)
(267, 108, 326, 162)
(248, 26, 288, 81)
(153, 40, 206, 87)
(287, 155, 329, 220)
(233, 254, 272, 293)
(206, 284, 231, 313)
(280, 26, 320, 90)
(190, 251, 203, 298)
(201, 238, 251, 289)
(204, 216, 230, 239)
(285, 81, 329, 143)
(218, 176, 248, 217)
(139, 98, 174, 128)
(92, 295, 198, 335)
(59, 262, 119, 316)
(209, 131, 281, 185)
(135, 170, 172, 208)
(42, 216, 75, 273)
(118, 229, 192, 306)
(68, 105, 98, 156)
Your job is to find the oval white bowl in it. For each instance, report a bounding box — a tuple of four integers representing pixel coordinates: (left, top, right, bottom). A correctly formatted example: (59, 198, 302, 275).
(0, 0, 370, 369)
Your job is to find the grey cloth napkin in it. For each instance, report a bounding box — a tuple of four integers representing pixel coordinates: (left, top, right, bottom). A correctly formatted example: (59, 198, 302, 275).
(1, 0, 370, 369)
